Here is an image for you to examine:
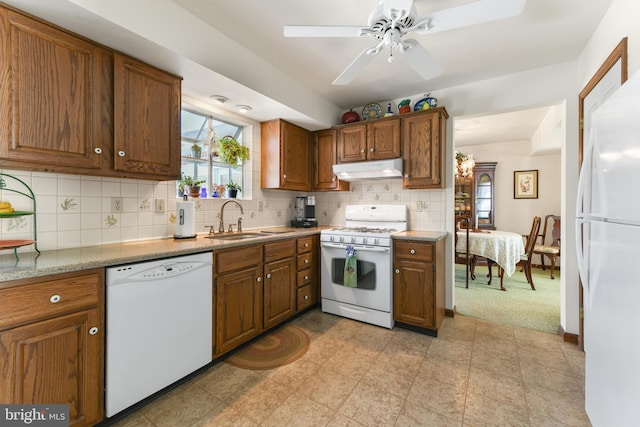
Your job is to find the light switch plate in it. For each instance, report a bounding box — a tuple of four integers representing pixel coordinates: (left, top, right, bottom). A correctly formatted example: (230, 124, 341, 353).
(155, 199, 165, 213)
(415, 201, 423, 212)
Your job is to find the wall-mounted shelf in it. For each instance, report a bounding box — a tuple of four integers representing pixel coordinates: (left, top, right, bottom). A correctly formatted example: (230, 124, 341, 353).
(0, 173, 40, 261)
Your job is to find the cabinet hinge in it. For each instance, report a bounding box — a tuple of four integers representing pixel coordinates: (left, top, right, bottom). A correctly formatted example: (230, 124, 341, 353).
(579, 118, 584, 130)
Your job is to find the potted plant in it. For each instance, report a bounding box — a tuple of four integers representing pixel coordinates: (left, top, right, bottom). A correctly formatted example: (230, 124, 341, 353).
(191, 143, 202, 158)
(227, 181, 242, 198)
(180, 175, 205, 198)
(218, 136, 249, 167)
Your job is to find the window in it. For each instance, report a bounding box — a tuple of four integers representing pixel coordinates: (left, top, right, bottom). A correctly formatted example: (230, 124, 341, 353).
(180, 109, 246, 198)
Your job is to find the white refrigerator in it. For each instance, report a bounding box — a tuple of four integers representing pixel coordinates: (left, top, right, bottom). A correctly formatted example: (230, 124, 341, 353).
(576, 70, 640, 426)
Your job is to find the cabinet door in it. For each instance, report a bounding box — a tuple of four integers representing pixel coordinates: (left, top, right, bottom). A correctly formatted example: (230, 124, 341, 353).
(281, 121, 311, 190)
(402, 110, 446, 188)
(114, 53, 181, 179)
(368, 119, 400, 160)
(314, 129, 349, 191)
(215, 267, 262, 356)
(263, 258, 296, 329)
(0, 9, 110, 171)
(337, 125, 367, 163)
(0, 309, 103, 427)
(393, 260, 436, 329)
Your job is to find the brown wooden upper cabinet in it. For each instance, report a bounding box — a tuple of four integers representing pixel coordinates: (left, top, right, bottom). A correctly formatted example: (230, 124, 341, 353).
(402, 107, 448, 189)
(0, 8, 111, 171)
(313, 129, 349, 191)
(261, 119, 312, 191)
(114, 54, 181, 179)
(337, 118, 401, 163)
(0, 5, 182, 181)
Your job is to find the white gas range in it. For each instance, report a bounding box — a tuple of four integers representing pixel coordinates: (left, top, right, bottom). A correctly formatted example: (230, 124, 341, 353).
(320, 204, 407, 328)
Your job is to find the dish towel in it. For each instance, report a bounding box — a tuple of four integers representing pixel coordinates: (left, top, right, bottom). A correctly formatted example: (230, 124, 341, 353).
(344, 245, 358, 288)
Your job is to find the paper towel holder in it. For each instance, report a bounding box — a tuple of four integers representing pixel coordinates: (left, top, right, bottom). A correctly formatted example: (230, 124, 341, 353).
(174, 194, 197, 240)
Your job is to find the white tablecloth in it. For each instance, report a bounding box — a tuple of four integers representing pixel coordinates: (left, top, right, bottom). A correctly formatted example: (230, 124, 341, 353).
(456, 230, 525, 277)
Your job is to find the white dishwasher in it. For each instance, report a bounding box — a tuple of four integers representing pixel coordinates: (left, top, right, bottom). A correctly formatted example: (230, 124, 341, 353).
(105, 252, 212, 418)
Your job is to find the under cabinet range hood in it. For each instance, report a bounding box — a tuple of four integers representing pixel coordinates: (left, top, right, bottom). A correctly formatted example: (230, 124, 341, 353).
(332, 158, 403, 181)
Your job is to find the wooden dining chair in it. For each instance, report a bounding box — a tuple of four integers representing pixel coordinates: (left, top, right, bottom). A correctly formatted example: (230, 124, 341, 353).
(515, 216, 541, 290)
(533, 214, 561, 279)
(455, 215, 476, 288)
(494, 216, 541, 291)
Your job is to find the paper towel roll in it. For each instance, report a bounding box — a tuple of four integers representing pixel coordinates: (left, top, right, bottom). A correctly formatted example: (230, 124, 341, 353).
(175, 201, 196, 238)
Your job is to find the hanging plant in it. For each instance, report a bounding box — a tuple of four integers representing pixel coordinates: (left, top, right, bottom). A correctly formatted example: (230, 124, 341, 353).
(218, 136, 250, 167)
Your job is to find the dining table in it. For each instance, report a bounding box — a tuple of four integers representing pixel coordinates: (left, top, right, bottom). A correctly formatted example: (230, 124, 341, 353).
(456, 229, 525, 291)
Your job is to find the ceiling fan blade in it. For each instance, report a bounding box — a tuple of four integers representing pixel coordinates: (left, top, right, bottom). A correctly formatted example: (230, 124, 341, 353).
(284, 25, 365, 38)
(382, 0, 414, 22)
(417, 0, 526, 35)
(332, 43, 382, 85)
(399, 39, 443, 80)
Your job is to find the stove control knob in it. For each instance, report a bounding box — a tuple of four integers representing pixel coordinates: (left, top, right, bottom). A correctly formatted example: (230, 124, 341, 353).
(360, 237, 366, 245)
(329, 236, 335, 242)
(339, 236, 344, 243)
(350, 237, 356, 243)
(374, 238, 379, 245)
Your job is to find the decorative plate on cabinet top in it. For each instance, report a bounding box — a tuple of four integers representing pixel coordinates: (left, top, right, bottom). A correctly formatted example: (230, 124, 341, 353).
(362, 103, 382, 120)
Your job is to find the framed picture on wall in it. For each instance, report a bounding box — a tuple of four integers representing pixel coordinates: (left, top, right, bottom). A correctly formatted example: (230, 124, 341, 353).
(514, 170, 538, 199)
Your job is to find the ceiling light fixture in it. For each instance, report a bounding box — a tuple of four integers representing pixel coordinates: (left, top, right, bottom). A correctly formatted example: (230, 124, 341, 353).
(210, 95, 229, 104)
(236, 105, 252, 113)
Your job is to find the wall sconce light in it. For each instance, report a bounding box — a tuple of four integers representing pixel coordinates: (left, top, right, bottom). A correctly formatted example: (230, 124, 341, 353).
(236, 105, 252, 113)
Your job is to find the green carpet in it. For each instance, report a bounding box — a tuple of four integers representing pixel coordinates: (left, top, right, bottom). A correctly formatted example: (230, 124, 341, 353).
(455, 263, 560, 334)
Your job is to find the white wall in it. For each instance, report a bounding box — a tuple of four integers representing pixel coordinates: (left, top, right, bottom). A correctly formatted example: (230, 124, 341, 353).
(456, 141, 561, 237)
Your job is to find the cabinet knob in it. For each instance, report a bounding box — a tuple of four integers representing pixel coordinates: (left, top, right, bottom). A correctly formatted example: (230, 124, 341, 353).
(360, 149, 365, 153)
(89, 327, 99, 335)
(283, 174, 287, 179)
(304, 259, 309, 264)
(304, 295, 309, 300)
(266, 273, 272, 279)
(94, 148, 103, 154)
(304, 243, 309, 248)
(395, 269, 400, 274)
(304, 275, 309, 280)
(118, 150, 126, 157)
(410, 249, 416, 255)
(257, 277, 262, 282)
(50, 294, 61, 303)
(370, 148, 374, 152)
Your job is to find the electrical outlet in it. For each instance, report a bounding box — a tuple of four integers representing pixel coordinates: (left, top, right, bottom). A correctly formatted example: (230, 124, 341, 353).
(155, 199, 165, 213)
(415, 201, 423, 212)
(111, 197, 123, 213)
(258, 200, 264, 212)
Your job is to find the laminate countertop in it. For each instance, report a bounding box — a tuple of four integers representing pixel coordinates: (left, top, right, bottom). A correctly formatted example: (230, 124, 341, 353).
(0, 227, 326, 284)
(0, 227, 448, 283)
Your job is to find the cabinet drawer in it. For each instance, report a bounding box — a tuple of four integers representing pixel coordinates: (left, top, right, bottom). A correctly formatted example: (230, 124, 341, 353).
(215, 245, 262, 275)
(0, 271, 101, 329)
(297, 253, 313, 270)
(297, 237, 314, 253)
(394, 240, 434, 262)
(297, 268, 313, 287)
(264, 239, 296, 263)
(297, 284, 315, 311)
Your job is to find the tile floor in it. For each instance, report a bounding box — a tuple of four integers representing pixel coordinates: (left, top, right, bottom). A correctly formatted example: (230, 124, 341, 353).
(112, 309, 590, 426)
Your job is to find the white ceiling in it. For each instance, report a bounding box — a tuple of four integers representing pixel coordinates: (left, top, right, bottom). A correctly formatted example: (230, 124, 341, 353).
(3, 0, 613, 143)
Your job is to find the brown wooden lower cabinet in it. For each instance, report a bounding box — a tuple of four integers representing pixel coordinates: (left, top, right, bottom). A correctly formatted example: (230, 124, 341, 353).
(0, 269, 104, 427)
(393, 238, 445, 335)
(215, 266, 263, 356)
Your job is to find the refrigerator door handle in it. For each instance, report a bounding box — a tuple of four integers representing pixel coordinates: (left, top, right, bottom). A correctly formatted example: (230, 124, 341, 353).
(575, 218, 590, 306)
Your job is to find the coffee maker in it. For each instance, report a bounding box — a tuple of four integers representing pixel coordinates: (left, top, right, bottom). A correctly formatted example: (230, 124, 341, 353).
(292, 196, 317, 228)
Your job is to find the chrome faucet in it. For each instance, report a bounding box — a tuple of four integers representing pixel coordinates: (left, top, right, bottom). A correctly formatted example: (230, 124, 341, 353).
(219, 200, 244, 233)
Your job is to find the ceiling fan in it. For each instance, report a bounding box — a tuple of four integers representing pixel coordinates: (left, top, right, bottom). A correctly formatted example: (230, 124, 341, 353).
(284, 0, 526, 85)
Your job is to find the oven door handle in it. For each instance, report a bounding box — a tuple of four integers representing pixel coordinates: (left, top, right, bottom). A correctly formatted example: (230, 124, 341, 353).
(321, 242, 390, 253)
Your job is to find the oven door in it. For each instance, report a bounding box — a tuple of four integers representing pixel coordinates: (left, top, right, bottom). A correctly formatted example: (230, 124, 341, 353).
(320, 241, 392, 312)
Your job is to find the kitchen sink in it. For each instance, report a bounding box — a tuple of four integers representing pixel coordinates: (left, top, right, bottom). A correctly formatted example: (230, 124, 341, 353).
(205, 232, 263, 241)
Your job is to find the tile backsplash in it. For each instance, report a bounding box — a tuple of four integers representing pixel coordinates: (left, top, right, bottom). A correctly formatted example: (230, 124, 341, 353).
(0, 169, 445, 253)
